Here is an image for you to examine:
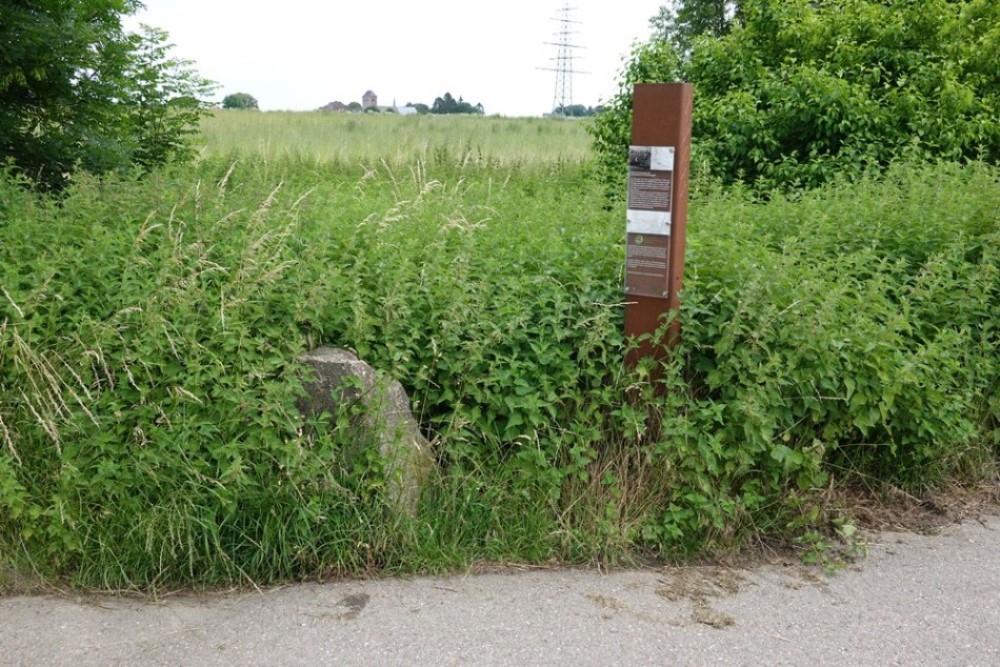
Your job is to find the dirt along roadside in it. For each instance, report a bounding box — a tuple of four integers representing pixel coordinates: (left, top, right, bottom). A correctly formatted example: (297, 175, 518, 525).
(2, 515, 998, 666)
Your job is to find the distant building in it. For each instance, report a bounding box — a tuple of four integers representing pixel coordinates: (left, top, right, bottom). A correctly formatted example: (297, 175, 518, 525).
(320, 91, 417, 114)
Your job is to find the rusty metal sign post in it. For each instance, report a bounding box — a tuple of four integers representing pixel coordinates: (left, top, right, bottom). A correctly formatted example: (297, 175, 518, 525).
(624, 83, 693, 368)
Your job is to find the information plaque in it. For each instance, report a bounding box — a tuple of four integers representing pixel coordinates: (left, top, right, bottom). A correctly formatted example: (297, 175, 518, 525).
(624, 233, 670, 298)
(624, 143, 675, 298)
(626, 145, 674, 236)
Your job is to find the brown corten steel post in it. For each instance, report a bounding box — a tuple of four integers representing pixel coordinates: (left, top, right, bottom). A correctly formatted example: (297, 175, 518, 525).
(625, 83, 693, 368)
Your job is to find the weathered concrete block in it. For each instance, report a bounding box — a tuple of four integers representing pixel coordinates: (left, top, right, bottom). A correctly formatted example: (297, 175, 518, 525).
(298, 347, 434, 512)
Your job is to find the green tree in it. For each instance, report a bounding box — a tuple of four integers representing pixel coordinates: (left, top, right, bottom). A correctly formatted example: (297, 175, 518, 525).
(650, 1, 742, 57)
(222, 92, 259, 110)
(432, 92, 458, 114)
(431, 93, 484, 115)
(0, 1, 214, 190)
(125, 26, 214, 172)
(594, 0, 1000, 193)
(554, 104, 603, 117)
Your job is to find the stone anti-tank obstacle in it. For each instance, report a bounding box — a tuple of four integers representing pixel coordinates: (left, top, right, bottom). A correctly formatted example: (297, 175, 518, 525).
(298, 347, 435, 514)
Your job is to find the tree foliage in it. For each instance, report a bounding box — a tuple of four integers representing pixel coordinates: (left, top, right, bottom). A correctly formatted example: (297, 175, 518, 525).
(0, 1, 213, 190)
(222, 92, 259, 110)
(650, 0, 742, 56)
(594, 0, 1000, 193)
(431, 92, 485, 115)
(553, 104, 604, 118)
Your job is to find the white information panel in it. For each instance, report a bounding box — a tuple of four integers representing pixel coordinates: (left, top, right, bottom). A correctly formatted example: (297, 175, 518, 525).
(626, 145, 675, 236)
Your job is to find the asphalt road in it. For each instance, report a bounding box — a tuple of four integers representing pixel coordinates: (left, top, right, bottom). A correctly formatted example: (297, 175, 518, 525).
(2, 516, 998, 666)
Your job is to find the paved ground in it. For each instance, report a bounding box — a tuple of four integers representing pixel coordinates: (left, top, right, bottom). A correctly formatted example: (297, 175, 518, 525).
(2, 515, 998, 666)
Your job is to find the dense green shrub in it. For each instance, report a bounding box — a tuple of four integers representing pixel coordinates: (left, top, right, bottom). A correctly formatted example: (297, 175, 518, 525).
(649, 162, 1000, 547)
(593, 0, 1000, 193)
(0, 159, 622, 586)
(0, 157, 996, 587)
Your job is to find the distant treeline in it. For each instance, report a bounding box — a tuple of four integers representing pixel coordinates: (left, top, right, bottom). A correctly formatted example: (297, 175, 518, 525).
(552, 104, 604, 118)
(317, 92, 486, 115)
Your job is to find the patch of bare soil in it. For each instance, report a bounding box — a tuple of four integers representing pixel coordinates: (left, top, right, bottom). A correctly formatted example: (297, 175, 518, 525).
(656, 566, 746, 629)
(837, 481, 1000, 534)
(585, 593, 627, 612)
(655, 566, 746, 603)
(691, 602, 736, 628)
(336, 592, 370, 620)
(0, 563, 49, 597)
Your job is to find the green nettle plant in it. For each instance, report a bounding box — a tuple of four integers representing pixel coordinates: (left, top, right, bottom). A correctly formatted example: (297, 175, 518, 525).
(592, 0, 1000, 193)
(1, 151, 997, 588)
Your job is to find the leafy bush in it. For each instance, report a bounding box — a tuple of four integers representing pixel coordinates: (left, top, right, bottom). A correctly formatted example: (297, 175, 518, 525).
(0, 158, 622, 586)
(593, 0, 1000, 193)
(0, 153, 996, 587)
(650, 161, 1000, 547)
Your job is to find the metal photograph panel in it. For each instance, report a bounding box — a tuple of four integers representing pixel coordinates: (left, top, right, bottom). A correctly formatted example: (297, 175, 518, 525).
(627, 145, 674, 235)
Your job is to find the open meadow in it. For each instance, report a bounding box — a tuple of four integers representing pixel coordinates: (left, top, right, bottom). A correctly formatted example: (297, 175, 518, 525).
(198, 110, 593, 165)
(1, 111, 998, 590)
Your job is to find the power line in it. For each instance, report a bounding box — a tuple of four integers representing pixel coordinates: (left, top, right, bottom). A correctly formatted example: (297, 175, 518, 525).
(539, 3, 588, 113)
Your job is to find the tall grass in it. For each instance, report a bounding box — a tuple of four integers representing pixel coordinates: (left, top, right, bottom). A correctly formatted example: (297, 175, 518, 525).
(198, 110, 592, 165)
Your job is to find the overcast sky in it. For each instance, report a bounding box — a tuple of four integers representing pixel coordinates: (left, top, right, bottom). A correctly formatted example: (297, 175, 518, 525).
(126, 1, 668, 116)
